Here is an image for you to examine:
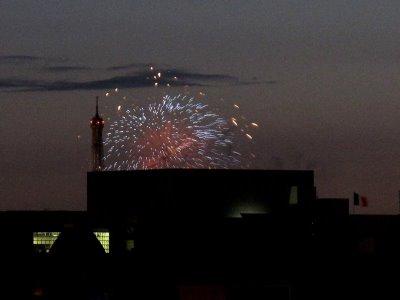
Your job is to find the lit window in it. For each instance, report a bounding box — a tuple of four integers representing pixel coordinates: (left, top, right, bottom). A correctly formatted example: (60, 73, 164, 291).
(126, 239, 135, 251)
(94, 231, 110, 253)
(289, 186, 298, 205)
(33, 232, 60, 253)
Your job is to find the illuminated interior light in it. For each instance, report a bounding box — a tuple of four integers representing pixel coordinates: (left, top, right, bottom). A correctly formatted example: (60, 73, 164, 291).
(33, 232, 60, 253)
(126, 239, 135, 251)
(94, 231, 110, 253)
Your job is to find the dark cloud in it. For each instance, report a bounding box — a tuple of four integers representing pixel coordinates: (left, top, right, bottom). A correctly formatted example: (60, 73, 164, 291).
(234, 80, 277, 86)
(0, 68, 273, 92)
(42, 66, 93, 73)
(0, 74, 196, 92)
(165, 69, 236, 82)
(106, 63, 153, 71)
(0, 57, 276, 89)
(158, 69, 276, 86)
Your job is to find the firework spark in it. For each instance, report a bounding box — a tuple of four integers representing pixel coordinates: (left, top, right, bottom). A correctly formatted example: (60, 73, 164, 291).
(104, 94, 241, 170)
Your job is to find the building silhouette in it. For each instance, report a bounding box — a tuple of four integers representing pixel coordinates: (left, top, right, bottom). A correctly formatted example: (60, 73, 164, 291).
(1, 170, 400, 299)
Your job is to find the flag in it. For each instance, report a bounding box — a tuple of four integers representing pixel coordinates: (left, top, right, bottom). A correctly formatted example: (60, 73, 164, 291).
(361, 196, 368, 207)
(353, 192, 360, 206)
(289, 186, 298, 205)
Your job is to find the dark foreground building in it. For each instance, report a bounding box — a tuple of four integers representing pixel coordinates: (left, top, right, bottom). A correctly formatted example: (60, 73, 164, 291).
(0, 169, 399, 299)
(87, 169, 314, 299)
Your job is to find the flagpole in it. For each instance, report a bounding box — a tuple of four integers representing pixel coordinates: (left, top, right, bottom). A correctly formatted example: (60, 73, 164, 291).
(353, 192, 359, 215)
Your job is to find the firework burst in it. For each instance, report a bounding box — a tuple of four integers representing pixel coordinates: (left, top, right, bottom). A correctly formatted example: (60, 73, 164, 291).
(104, 94, 241, 170)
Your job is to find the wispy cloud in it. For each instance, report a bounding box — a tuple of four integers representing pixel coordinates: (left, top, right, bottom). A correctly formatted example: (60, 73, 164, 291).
(233, 80, 277, 86)
(0, 54, 71, 67)
(106, 63, 153, 71)
(0, 57, 275, 92)
(0, 69, 274, 92)
(165, 69, 236, 82)
(0, 55, 43, 64)
(0, 72, 199, 92)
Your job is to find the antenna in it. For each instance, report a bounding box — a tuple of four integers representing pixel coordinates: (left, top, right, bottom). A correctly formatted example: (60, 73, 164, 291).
(95, 96, 99, 116)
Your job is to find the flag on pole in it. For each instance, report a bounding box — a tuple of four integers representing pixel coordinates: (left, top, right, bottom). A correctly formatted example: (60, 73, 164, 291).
(354, 193, 368, 207)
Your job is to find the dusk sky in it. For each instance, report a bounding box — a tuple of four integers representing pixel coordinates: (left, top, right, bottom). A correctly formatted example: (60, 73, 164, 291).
(1, 1, 400, 213)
